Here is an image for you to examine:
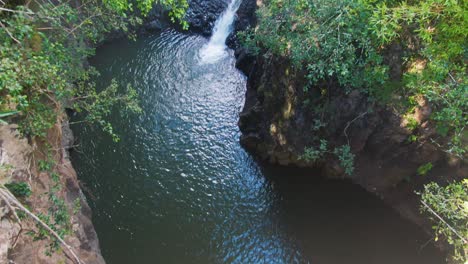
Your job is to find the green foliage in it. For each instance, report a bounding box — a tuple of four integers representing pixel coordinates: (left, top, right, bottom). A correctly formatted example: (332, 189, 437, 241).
(102, 0, 188, 28)
(334, 145, 355, 175)
(370, 0, 468, 157)
(30, 212, 67, 255)
(31, 213, 53, 241)
(75, 79, 142, 141)
(46, 185, 71, 254)
(300, 139, 328, 162)
(49, 192, 71, 230)
(405, 116, 419, 131)
(243, 0, 467, 157)
(5, 182, 32, 198)
(242, 0, 388, 92)
(0, 0, 180, 255)
(0, 164, 14, 183)
(51, 172, 60, 183)
(38, 159, 53, 172)
(0, 0, 139, 139)
(300, 142, 355, 176)
(311, 118, 327, 131)
(73, 198, 82, 214)
(26, 174, 72, 255)
(408, 134, 418, 143)
(420, 180, 468, 263)
(417, 162, 433, 176)
(0, 0, 184, 140)
(0, 110, 19, 125)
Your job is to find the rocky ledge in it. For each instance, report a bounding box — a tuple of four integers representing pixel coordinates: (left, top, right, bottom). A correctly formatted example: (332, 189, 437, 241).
(0, 121, 105, 264)
(143, 0, 256, 39)
(236, 51, 467, 241)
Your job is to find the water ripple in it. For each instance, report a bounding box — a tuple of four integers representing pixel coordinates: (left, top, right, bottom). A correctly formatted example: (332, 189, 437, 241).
(72, 29, 445, 264)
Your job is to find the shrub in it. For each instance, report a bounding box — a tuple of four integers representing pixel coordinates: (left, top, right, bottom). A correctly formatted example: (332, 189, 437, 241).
(242, 0, 387, 92)
(371, 0, 468, 157)
(5, 182, 32, 198)
(0, 0, 186, 140)
(300, 139, 328, 162)
(420, 180, 468, 263)
(334, 145, 355, 175)
(241, 0, 467, 157)
(417, 162, 433, 176)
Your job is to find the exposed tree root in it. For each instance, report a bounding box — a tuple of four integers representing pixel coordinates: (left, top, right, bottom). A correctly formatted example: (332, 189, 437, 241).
(0, 186, 84, 264)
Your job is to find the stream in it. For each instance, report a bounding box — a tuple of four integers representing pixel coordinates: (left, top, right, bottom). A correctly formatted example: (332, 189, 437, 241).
(70, 2, 445, 263)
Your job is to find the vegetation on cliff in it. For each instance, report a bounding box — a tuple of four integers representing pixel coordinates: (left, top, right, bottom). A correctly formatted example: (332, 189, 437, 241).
(242, 0, 466, 157)
(240, 0, 467, 261)
(0, 0, 186, 260)
(420, 180, 468, 262)
(0, 0, 187, 139)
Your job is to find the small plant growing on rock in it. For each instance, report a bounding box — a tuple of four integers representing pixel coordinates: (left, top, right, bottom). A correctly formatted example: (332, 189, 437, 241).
(300, 139, 328, 162)
(417, 162, 433, 176)
(334, 145, 355, 176)
(38, 159, 53, 172)
(73, 198, 82, 215)
(300, 142, 355, 176)
(405, 116, 419, 132)
(5, 182, 31, 198)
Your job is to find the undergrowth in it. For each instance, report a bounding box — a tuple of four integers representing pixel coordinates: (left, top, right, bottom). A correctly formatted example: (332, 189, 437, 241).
(0, 0, 188, 259)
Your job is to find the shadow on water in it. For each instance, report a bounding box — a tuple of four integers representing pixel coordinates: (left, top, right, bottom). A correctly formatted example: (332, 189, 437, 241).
(262, 165, 445, 264)
(70, 29, 445, 264)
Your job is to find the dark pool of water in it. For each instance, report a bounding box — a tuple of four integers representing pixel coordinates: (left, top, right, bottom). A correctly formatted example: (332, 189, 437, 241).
(70, 29, 445, 264)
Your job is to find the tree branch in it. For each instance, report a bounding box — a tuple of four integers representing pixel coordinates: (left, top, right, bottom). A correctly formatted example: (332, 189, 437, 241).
(421, 199, 468, 244)
(0, 7, 35, 15)
(343, 111, 368, 145)
(0, 21, 21, 45)
(0, 187, 85, 264)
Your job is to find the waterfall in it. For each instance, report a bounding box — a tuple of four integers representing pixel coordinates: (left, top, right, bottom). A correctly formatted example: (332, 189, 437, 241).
(199, 0, 242, 64)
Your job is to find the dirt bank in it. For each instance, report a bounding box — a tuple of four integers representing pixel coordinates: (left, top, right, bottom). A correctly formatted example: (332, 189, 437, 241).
(0, 116, 105, 263)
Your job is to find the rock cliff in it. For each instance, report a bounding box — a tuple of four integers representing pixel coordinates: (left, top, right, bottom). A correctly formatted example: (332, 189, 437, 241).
(237, 51, 467, 238)
(0, 121, 105, 264)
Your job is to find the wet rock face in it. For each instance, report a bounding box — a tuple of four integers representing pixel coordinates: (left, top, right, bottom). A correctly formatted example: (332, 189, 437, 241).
(144, 0, 257, 38)
(227, 0, 257, 47)
(236, 0, 257, 31)
(142, 0, 229, 35)
(185, 0, 229, 35)
(185, 0, 256, 37)
(143, 0, 229, 37)
(238, 53, 466, 178)
(144, 5, 169, 31)
(237, 51, 467, 242)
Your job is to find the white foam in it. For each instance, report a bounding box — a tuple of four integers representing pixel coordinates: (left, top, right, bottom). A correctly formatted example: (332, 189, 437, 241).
(199, 0, 242, 64)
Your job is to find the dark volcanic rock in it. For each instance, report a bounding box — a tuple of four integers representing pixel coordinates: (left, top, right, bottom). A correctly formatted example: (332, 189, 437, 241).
(238, 50, 467, 244)
(237, 0, 257, 31)
(141, 4, 172, 33)
(143, 0, 257, 38)
(185, 0, 229, 36)
(141, 0, 229, 35)
(185, 0, 256, 37)
(227, 0, 257, 47)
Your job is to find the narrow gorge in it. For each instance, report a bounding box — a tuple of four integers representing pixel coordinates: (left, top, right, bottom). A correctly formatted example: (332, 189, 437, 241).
(0, 0, 465, 263)
(70, 0, 454, 263)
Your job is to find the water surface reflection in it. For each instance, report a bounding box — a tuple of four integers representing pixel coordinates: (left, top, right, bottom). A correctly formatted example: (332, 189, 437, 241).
(71, 30, 444, 264)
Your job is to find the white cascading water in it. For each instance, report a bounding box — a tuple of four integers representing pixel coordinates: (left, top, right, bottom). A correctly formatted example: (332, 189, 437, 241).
(199, 0, 242, 64)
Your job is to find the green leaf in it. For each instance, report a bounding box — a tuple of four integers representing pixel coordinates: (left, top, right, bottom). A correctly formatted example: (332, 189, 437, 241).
(0, 111, 19, 118)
